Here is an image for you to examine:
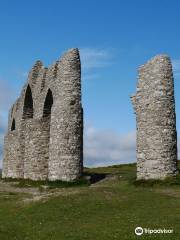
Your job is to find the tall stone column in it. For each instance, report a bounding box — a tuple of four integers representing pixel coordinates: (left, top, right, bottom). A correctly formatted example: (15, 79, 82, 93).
(131, 55, 178, 180)
(48, 48, 83, 181)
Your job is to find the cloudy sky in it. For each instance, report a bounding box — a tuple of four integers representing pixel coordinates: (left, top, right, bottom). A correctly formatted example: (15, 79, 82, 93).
(0, 0, 180, 167)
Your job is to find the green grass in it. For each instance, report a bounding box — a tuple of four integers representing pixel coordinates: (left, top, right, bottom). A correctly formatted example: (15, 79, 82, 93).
(0, 163, 180, 240)
(134, 174, 180, 187)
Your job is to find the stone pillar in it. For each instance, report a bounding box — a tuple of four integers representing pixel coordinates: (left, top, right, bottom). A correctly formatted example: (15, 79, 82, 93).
(131, 55, 178, 180)
(48, 48, 83, 181)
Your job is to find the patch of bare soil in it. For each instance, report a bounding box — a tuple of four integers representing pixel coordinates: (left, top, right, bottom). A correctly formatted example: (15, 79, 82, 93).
(0, 181, 39, 194)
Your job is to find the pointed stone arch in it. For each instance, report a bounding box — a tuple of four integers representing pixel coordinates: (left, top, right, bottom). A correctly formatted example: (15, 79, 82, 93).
(43, 89, 53, 118)
(11, 118, 15, 131)
(23, 85, 33, 119)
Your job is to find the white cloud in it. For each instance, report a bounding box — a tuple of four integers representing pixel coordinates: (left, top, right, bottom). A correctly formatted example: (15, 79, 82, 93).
(172, 59, 180, 78)
(80, 47, 112, 80)
(83, 74, 100, 81)
(80, 48, 111, 70)
(0, 79, 17, 111)
(0, 79, 17, 133)
(178, 138, 180, 160)
(84, 125, 136, 167)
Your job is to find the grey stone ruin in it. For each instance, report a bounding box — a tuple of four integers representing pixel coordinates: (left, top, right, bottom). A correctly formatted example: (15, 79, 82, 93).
(131, 55, 178, 180)
(2, 48, 83, 182)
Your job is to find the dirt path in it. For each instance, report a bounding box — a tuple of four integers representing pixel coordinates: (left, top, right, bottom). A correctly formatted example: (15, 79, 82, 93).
(0, 174, 119, 203)
(0, 180, 84, 203)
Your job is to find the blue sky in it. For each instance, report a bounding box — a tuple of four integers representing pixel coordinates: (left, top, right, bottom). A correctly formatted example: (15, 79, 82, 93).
(0, 0, 180, 167)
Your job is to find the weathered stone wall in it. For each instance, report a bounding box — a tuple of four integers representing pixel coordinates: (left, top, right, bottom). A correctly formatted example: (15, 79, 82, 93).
(2, 48, 83, 181)
(2, 132, 23, 178)
(131, 55, 178, 180)
(24, 119, 49, 180)
(48, 49, 83, 181)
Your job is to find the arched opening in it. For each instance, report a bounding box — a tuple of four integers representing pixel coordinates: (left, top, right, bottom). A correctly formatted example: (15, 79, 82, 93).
(23, 85, 33, 119)
(43, 89, 53, 118)
(11, 118, 15, 131)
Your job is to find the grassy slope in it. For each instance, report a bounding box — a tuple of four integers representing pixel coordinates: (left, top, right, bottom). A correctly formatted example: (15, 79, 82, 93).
(0, 163, 180, 240)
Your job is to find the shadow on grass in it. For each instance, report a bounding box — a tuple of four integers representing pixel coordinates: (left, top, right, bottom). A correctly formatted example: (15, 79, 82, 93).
(83, 172, 107, 184)
(1, 173, 108, 188)
(1, 177, 90, 189)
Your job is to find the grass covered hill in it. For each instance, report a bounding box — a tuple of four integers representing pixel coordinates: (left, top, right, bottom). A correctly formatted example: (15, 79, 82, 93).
(0, 162, 180, 240)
